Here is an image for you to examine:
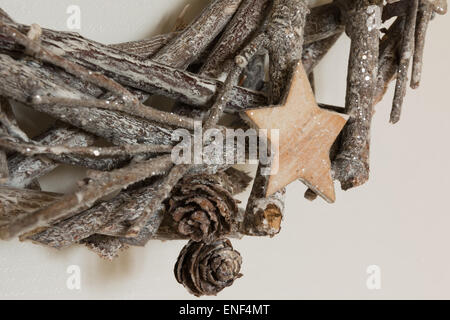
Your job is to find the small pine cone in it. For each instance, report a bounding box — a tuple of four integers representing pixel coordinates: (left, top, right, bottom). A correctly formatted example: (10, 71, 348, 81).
(168, 174, 239, 243)
(175, 239, 242, 297)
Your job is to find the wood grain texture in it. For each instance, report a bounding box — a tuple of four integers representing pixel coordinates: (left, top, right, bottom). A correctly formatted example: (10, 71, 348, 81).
(0, 155, 174, 240)
(200, 0, 269, 77)
(5, 127, 94, 189)
(152, 0, 243, 68)
(0, 187, 60, 225)
(332, 0, 382, 190)
(244, 63, 348, 203)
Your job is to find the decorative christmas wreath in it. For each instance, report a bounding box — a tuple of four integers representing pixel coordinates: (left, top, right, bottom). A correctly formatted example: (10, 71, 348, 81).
(0, 0, 446, 296)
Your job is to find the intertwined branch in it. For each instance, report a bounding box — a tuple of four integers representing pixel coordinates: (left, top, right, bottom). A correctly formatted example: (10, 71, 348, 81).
(0, 0, 446, 296)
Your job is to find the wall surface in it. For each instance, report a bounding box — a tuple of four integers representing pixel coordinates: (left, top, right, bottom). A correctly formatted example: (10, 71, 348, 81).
(0, 0, 449, 299)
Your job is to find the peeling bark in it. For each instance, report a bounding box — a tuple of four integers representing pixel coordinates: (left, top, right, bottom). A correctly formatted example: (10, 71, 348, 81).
(153, 0, 243, 69)
(200, 0, 269, 78)
(5, 126, 94, 188)
(332, 0, 383, 190)
(390, 0, 418, 123)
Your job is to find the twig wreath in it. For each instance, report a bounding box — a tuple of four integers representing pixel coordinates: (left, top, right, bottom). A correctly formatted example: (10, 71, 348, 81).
(0, 0, 447, 296)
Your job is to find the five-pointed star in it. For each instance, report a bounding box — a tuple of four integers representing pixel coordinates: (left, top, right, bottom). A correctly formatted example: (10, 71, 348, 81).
(243, 63, 348, 203)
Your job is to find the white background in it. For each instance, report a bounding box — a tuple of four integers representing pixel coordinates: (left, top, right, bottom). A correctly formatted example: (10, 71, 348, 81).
(0, 0, 449, 299)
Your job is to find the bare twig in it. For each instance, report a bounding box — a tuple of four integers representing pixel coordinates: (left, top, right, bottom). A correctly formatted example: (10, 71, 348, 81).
(0, 8, 13, 23)
(390, 0, 419, 123)
(109, 32, 179, 58)
(306, 17, 403, 200)
(80, 234, 128, 260)
(0, 22, 197, 130)
(153, 0, 243, 69)
(0, 145, 7, 184)
(0, 54, 175, 146)
(305, 2, 345, 44)
(200, 0, 269, 77)
(375, 17, 405, 104)
(98, 2, 346, 58)
(302, 31, 344, 74)
(5, 126, 94, 188)
(27, 177, 165, 248)
(241, 54, 266, 91)
(0, 14, 350, 113)
(170, 0, 268, 118)
(411, 0, 434, 89)
(0, 21, 139, 106)
(0, 42, 266, 113)
(172, 4, 191, 32)
(266, 0, 309, 103)
(429, 0, 447, 14)
(30, 95, 195, 130)
(0, 154, 174, 239)
(0, 97, 30, 142)
(0, 136, 172, 158)
(382, 0, 409, 21)
(0, 187, 60, 224)
(332, 0, 383, 190)
(49, 153, 129, 171)
(243, 164, 285, 237)
(21, 169, 265, 247)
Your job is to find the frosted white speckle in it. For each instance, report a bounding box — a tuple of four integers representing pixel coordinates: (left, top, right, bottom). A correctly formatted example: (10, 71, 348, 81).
(75, 192, 83, 203)
(366, 5, 381, 33)
(32, 95, 42, 104)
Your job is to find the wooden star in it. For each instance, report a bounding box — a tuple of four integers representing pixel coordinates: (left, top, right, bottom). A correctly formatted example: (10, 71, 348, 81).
(243, 63, 348, 203)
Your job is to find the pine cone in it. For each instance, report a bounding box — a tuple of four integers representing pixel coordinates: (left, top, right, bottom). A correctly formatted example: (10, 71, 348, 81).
(174, 239, 242, 297)
(168, 174, 239, 243)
